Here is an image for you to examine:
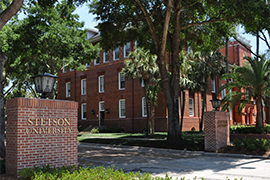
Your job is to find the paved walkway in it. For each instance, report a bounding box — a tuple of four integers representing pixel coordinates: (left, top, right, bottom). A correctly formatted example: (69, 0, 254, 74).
(78, 143, 270, 180)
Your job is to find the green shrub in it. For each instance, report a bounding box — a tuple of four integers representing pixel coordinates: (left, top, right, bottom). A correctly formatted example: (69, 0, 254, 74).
(230, 138, 270, 154)
(230, 124, 270, 134)
(19, 165, 176, 180)
(90, 128, 99, 133)
(233, 138, 244, 150)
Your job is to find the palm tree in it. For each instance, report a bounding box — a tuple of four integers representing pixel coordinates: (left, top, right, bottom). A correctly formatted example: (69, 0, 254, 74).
(122, 47, 160, 135)
(189, 51, 226, 131)
(178, 51, 195, 133)
(220, 55, 270, 128)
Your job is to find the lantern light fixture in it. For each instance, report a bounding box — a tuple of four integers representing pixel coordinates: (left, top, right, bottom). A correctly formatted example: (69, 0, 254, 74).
(210, 97, 221, 111)
(32, 66, 58, 98)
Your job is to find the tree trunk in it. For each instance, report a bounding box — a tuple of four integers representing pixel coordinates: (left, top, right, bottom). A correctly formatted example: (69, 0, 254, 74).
(0, 53, 7, 160)
(200, 91, 206, 132)
(180, 90, 185, 134)
(0, 0, 24, 30)
(149, 103, 155, 135)
(256, 98, 263, 128)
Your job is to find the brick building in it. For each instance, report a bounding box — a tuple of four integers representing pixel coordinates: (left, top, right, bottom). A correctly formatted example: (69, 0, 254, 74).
(57, 29, 259, 132)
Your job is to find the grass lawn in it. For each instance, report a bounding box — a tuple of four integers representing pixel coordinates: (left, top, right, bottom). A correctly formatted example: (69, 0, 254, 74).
(78, 131, 204, 151)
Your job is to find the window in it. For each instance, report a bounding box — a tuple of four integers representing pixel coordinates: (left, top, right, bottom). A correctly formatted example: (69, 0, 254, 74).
(86, 63, 91, 67)
(94, 55, 100, 65)
(81, 103, 87, 120)
(63, 62, 67, 73)
(221, 84, 226, 99)
(81, 79, 86, 95)
(103, 51, 109, 63)
(113, 47, 120, 60)
(66, 82, 71, 97)
(99, 75, 104, 93)
(211, 79, 216, 93)
(118, 72, 125, 90)
(119, 99, 126, 118)
(141, 79, 145, 87)
(189, 98, 194, 116)
(70, 68, 74, 71)
(99, 101, 105, 111)
(142, 97, 147, 117)
(124, 42, 131, 58)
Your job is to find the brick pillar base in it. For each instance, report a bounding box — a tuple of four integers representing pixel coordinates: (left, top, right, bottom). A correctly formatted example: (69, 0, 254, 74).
(5, 98, 78, 177)
(204, 111, 230, 152)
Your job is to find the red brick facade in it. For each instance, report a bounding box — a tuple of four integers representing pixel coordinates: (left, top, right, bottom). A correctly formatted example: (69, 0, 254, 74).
(5, 98, 78, 177)
(57, 30, 260, 132)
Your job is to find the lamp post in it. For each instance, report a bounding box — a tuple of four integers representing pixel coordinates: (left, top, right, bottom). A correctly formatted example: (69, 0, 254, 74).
(32, 70, 58, 99)
(210, 97, 221, 111)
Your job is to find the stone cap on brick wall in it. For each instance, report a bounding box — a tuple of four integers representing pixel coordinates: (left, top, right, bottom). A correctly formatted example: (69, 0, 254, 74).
(6, 97, 78, 109)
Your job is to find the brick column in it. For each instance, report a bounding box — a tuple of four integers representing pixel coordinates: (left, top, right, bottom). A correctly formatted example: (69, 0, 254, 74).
(204, 111, 230, 152)
(5, 98, 78, 177)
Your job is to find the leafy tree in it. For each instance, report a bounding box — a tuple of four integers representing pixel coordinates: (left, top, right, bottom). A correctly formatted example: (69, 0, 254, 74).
(220, 55, 270, 129)
(90, 0, 244, 142)
(0, 0, 92, 160)
(234, 0, 270, 56)
(3, 1, 99, 98)
(178, 51, 194, 134)
(189, 51, 226, 131)
(122, 48, 160, 135)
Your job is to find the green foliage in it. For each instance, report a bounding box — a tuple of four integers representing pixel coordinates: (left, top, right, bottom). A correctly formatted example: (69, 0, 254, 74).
(230, 124, 270, 134)
(90, 127, 99, 133)
(229, 138, 270, 153)
(122, 47, 160, 105)
(90, 0, 239, 54)
(233, 138, 244, 150)
(1, 0, 99, 97)
(19, 165, 175, 180)
(220, 55, 270, 128)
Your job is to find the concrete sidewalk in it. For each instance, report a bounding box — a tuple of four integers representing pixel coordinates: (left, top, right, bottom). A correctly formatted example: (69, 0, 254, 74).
(78, 143, 270, 180)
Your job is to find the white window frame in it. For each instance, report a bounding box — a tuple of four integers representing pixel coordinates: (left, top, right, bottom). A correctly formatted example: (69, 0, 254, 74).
(142, 97, 147, 117)
(99, 101, 105, 111)
(94, 56, 100, 65)
(70, 68, 74, 71)
(113, 47, 120, 60)
(124, 42, 131, 58)
(118, 72, 125, 90)
(189, 98, 194, 117)
(81, 103, 87, 120)
(81, 79, 86, 95)
(103, 51, 109, 63)
(211, 79, 216, 93)
(141, 79, 144, 87)
(62, 62, 67, 73)
(86, 63, 91, 67)
(66, 82, 71, 97)
(119, 99, 126, 118)
(99, 75, 105, 93)
(221, 84, 226, 99)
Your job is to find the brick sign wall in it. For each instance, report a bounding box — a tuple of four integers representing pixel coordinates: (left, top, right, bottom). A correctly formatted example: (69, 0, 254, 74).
(204, 111, 230, 152)
(5, 98, 78, 177)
